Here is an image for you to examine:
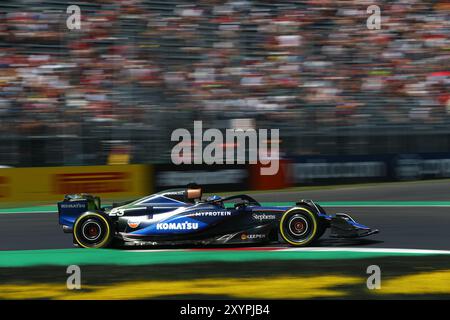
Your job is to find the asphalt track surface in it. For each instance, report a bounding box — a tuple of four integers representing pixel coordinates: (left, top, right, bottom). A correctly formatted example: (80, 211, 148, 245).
(255, 179, 450, 202)
(1, 180, 450, 251)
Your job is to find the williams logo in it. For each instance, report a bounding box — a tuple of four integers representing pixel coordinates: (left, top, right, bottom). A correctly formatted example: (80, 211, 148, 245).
(156, 222, 199, 230)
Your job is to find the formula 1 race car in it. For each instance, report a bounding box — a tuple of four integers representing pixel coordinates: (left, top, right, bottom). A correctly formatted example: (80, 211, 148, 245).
(57, 185, 379, 248)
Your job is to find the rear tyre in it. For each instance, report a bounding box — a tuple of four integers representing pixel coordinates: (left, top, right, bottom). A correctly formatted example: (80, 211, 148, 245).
(279, 207, 320, 246)
(73, 212, 113, 248)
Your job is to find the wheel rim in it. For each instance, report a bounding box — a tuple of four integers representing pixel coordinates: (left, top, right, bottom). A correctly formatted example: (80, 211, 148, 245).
(81, 221, 102, 241)
(281, 210, 317, 245)
(74, 214, 111, 248)
(288, 216, 308, 236)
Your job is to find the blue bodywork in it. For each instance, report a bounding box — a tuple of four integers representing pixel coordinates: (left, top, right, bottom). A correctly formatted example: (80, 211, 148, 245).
(58, 188, 378, 246)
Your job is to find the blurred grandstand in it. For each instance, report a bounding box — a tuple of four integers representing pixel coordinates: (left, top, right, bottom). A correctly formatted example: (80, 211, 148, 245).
(0, 0, 449, 167)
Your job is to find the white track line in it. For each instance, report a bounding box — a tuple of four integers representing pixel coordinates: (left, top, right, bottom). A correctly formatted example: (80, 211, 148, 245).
(126, 247, 450, 254)
(126, 249, 188, 253)
(275, 247, 450, 254)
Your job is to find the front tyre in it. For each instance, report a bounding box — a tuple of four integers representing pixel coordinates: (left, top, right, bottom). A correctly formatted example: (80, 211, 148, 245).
(73, 212, 113, 248)
(279, 207, 319, 246)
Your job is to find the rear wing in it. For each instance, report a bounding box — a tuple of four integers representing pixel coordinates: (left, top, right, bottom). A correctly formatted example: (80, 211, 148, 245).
(57, 194, 101, 229)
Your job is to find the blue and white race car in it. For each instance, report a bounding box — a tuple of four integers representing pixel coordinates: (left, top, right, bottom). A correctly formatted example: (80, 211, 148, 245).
(57, 185, 379, 248)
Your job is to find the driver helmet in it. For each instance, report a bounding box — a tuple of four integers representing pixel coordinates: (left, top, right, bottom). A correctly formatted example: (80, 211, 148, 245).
(207, 195, 222, 202)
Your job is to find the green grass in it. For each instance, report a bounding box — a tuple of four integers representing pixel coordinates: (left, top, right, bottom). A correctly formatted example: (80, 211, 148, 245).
(0, 248, 443, 267)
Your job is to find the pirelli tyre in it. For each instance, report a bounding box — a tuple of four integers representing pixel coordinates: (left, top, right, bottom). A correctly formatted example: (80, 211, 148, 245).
(279, 207, 321, 246)
(73, 212, 113, 248)
(315, 203, 328, 239)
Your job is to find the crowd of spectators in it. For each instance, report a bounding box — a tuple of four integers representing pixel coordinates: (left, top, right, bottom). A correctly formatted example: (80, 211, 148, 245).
(0, 0, 449, 164)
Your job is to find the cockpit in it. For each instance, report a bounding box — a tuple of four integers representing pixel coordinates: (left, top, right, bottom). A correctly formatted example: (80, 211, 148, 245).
(206, 195, 224, 208)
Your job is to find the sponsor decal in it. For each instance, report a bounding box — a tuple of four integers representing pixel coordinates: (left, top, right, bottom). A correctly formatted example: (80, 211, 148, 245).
(191, 211, 232, 217)
(0, 176, 9, 198)
(248, 234, 266, 239)
(164, 191, 185, 196)
(252, 213, 276, 221)
(241, 233, 266, 240)
(156, 222, 199, 230)
(294, 162, 385, 181)
(60, 202, 86, 209)
(157, 169, 246, 187)
(54, 172, 130, 194)
(127, 220, 140, 229)
(396, 157, 450, 179)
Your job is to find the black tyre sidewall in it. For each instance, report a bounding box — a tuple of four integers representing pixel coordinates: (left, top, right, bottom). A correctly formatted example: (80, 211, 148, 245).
(280, 208, 319, 246)
(73, 212, 113, 248)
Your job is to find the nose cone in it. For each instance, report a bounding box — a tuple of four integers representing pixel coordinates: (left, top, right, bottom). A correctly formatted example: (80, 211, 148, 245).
(330, 214, 380, 238)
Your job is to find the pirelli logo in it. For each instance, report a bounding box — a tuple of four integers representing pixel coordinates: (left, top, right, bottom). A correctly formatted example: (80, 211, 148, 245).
(0, 176, 9, 198)
(54, 172, 131, 194)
